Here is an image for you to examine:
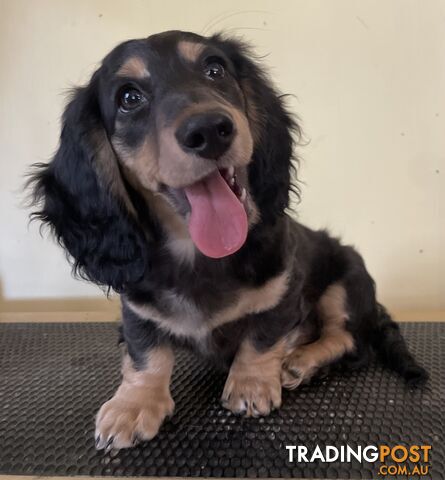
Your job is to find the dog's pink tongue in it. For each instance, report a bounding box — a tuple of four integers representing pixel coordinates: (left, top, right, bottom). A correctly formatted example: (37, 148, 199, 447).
(184, 170, 248, 258)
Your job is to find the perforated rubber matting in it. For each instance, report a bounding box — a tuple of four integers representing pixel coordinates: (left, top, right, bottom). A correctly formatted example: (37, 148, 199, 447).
(0, 322, 443, 479)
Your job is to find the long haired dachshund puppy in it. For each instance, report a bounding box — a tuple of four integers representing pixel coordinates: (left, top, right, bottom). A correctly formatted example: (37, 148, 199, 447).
(29, 31, 427, 450)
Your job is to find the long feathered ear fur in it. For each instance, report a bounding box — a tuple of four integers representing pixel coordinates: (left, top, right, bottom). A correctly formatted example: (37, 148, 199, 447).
(211, 34, 301, 224)
(28, 71, 148, 292)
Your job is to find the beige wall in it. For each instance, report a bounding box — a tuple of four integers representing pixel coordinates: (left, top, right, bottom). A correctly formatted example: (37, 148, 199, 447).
(0, 0, 443, 312)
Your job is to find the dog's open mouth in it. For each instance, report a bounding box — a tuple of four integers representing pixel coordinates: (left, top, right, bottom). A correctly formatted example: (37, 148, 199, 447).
(183, 167, 248, 259)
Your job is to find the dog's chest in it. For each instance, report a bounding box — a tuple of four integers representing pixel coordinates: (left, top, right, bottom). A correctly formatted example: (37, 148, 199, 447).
(126, 270, 290, 341)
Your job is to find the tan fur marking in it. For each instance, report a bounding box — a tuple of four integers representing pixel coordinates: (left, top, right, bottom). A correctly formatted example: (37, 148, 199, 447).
(222, 339, 285, 416)
(116, 57, 150, 78)
(92, 130, 136, 216)
(144, 191, 196, 264)
(113, 136, 160, 192)
(212, 271, 289, 329)
(95, 347, 174, 450)
(222, 106, 254, 169)
(126, 270, 289, 339)
(282, 283, 355, 389)
(177, 40, 205, 63)
(240, 79, 265, 145)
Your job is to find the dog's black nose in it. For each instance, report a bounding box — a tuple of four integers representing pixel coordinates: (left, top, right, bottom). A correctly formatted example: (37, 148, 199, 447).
(176, 112, 234, 160)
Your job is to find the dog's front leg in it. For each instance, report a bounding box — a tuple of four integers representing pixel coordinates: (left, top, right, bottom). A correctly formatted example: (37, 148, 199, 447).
(221, 338, 285, 417)
(95, 307, 174, 450)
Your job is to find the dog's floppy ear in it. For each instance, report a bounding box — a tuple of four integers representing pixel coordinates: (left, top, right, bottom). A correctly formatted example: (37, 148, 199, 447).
(29, 70, 148, 292)
(211, 34, 300, 224)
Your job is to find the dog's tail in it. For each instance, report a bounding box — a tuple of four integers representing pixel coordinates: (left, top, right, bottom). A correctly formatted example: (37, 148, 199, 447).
(369, 303, 428, 386)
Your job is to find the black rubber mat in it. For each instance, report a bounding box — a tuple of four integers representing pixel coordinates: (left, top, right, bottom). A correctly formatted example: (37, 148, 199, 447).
(0, 322, 443, 479)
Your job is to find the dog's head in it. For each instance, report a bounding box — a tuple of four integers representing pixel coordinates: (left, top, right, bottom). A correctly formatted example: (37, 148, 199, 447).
(29, 31, 298, 291)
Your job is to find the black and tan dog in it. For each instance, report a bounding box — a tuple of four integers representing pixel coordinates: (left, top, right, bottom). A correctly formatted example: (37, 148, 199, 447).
(29, 30, 427, 450)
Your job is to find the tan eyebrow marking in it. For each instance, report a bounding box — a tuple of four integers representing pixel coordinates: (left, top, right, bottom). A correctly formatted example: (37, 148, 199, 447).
(116, 57, 150, 78)
(177, 40, 205, 63)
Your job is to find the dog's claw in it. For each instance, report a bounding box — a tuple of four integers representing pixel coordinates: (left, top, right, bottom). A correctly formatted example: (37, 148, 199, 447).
(224, 392, 231, 402)
(234, 399, 248, 415)
(95, 433, 108, 451)
(251, 402, 261, 417)
(104, 436, 114, 452)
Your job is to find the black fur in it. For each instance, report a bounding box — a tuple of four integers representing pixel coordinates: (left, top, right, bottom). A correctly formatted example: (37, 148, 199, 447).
(29, 76, 149, 292)
(28, 30, 428, 387)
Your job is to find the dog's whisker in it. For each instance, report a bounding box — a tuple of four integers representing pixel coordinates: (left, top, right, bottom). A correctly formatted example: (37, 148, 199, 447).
(201, 10, 272, 35)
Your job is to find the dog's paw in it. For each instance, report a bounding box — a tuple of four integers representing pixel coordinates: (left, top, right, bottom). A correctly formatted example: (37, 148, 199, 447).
(221, 374, 282, 417)
(281, 352, 316, 389)
(95, 389, 174, 451)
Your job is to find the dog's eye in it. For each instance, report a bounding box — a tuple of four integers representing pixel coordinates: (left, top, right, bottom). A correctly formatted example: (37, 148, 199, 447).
(204, 61, 225, 79)
(118, 87, 146, 112)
